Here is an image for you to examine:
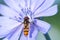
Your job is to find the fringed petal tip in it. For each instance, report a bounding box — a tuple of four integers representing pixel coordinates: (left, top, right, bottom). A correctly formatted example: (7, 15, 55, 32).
(43, 25, 51, 34)
(33, 19, 51, 34)
(33, 5, 58, 18)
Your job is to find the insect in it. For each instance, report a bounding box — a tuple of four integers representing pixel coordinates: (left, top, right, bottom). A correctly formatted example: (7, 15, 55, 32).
(23, 16, 30, 36)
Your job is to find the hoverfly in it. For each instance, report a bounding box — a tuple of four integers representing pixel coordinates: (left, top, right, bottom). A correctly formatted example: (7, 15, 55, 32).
(23, 16, 30, 36)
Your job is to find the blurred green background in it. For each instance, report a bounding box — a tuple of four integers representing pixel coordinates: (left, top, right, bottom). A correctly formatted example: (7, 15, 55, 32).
(0, 0, 60, 40)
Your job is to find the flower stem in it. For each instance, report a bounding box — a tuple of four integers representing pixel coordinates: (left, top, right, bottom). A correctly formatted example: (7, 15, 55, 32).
(44, 33, 51, 40)
(18, 30, 23, 40)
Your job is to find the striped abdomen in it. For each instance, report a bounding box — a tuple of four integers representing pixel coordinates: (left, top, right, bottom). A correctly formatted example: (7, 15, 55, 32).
(23, 17, 29, 36)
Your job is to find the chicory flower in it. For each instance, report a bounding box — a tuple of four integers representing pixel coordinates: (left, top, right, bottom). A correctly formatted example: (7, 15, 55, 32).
(0, 0, 57, 40)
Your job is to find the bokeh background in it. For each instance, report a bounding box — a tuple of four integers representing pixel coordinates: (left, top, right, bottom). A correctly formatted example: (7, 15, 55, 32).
(0, 0, 60, 40)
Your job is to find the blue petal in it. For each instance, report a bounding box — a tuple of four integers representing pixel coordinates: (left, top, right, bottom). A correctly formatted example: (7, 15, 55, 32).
(3, 38, 8, 40)
(29, 23, 35, 38)
(33, 0, 55, 14)
(31, 0, 45, 11)
(0, 4, 25, 22)
(4, 0, 22, 12)
(0, 5, 22, 19)
(34, 19, 51, 34)
(15, 0, 26, 8)
(0, 17, 20, 38)
(33, 5, 58, 18)
(27, 0, 31, 9)
(28, 25, 38, 40)
(3, 23, 24, 40)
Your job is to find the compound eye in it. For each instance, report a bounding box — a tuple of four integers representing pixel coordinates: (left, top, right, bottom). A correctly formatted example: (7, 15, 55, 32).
(24, 17, 29, 20)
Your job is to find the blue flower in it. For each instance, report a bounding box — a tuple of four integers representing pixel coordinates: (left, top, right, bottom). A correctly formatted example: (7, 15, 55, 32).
(0, 0, 57, 40)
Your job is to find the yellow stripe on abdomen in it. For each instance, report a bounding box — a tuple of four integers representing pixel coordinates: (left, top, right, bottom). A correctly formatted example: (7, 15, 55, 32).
(24, 28, 29, 36)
